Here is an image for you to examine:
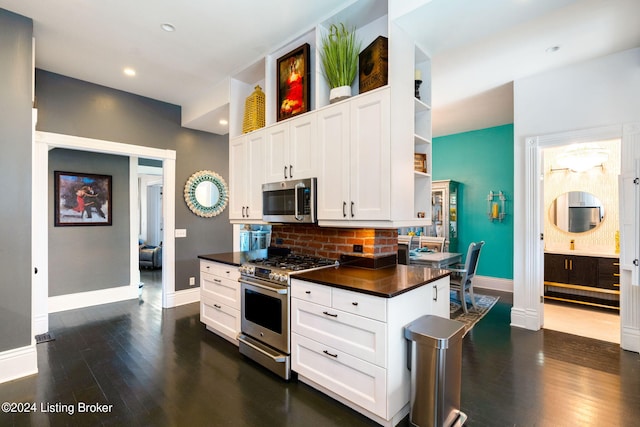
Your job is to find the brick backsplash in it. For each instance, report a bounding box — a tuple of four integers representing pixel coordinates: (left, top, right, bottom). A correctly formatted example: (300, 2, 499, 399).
(270, 224, 398, 260)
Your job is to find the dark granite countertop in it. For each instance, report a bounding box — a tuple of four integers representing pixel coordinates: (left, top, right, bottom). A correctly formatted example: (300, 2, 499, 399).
(291, 264, 451, 298)
(198, 251, 450, 298)
(198, 250, 267, 267)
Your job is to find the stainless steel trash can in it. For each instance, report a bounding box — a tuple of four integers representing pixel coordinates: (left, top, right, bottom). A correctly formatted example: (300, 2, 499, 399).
(404, 315, 467, 427)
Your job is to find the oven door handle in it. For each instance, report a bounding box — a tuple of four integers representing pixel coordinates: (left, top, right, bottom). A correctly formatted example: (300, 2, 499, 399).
(242, 280, 288, 295)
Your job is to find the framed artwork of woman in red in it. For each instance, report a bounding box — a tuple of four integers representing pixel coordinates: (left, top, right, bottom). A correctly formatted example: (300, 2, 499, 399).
(277, 43, 310, 121)
(54, 171, 112, 226)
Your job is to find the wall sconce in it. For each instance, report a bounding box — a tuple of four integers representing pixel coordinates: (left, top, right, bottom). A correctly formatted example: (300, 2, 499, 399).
(487, 190, 507, 222)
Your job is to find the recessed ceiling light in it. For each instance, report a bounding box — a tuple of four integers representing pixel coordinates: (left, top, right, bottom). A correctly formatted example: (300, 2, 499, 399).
(161, 23, 176, 32)
(545, 46, 560, 54)
(219, 119, 228, 125)
(123, 68, 136, 77)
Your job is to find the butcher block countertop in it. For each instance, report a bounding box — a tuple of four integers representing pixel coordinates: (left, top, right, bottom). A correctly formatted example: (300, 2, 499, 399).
(198, 251, 450, 299)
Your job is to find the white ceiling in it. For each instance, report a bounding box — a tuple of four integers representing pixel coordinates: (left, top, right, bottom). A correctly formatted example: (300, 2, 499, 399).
(1, 0, 638, 137)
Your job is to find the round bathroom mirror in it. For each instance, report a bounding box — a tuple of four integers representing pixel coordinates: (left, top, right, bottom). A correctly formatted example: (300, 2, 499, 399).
(184, 170, 228, 217)
(548, 191, 604, 233)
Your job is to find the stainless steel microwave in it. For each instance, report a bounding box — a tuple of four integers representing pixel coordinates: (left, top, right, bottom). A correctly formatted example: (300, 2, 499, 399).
(262, 178, 317, 223)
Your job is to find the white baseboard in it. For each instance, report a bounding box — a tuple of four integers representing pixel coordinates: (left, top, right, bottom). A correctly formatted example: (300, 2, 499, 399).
(510, 307, 541, 331)
(33, 313, 48, 335)
(48, 285, 137, 313)
(474, 275, 513, 293)
(622, 325, 640, 353)
(0, 345, 38, 384)
(166, 288, 200, 308)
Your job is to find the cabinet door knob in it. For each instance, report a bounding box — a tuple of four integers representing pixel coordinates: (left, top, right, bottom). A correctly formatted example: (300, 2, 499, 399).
(352, 302, 358, 306)
(305, 290, 311, 294)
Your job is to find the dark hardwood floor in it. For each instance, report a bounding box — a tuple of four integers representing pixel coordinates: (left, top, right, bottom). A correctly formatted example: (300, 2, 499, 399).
(1, 278, 638, 426)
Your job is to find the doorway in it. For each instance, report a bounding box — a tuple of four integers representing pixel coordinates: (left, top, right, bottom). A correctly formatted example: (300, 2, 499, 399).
(537, 134, 621, 343)
(32, 131, 176, 335)
(138, 162, 164, 309)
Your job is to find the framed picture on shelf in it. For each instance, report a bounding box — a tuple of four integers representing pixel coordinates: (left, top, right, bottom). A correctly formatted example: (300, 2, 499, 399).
(54, 171, 112, 226)
(277, 43, 310, 121)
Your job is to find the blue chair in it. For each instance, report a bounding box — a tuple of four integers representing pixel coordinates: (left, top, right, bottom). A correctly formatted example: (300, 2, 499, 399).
(446, 241, 484, 313)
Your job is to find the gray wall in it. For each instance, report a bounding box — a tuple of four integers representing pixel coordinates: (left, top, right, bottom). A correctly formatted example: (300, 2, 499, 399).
(0, 10, 33, 351)
(48, 149, 130, 296)
(35, 69, 232, 293)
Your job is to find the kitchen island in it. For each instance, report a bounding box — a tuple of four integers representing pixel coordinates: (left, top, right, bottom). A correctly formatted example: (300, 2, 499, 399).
(290, 265, 450, 427)
(198, 251, 451, 427)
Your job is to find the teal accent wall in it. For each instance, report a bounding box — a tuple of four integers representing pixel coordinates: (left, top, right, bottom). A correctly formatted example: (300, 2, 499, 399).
(433, 124, 514, 279)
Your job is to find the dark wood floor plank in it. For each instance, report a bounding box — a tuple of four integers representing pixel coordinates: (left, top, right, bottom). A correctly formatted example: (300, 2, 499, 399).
(0, 276, 638, 426)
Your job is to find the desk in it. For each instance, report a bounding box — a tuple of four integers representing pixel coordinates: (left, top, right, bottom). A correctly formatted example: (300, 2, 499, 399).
(410, 251, 462, 268)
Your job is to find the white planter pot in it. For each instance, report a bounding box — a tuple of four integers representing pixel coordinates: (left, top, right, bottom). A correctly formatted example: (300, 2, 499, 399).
(329, 85, 352, 104)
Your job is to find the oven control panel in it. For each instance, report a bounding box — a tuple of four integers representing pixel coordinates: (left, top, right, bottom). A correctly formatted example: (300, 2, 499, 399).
(239, 265, 289, 283)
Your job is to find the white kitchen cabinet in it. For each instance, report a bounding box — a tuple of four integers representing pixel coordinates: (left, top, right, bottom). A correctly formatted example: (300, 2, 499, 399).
(292, 333, 387, 416)
(290, 276, 449, 426)
(291, 298, 387, 366)
(317, 88, 390, 222)
(429, 278, 450, 319)
(225, 1, 434, 228)
(264, 113, 317, 183)
(199, 260, 241, 345)
(229, 130, 264, 222)
(316, 101, 350, 220)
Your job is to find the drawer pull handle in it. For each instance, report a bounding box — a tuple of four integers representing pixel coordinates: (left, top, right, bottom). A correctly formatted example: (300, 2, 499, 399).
(323, 311, 338, 318)
(614, 273, 620, 277)
(305, 291, 311, 294)
(214, 304, 222, 309)
(323, 350, 338, 358)
(614, 284, 620, 287)
(352, 302, 358, 306)
(214, 279, 222, 283)
(613, 262, 620, 266)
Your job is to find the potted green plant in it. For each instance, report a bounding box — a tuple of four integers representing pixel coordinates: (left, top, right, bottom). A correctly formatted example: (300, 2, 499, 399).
(319, 23, 361, 103)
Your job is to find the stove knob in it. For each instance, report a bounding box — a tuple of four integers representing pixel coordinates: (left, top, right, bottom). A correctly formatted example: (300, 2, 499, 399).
(280, 275, 288, 283)
(239, 266, 246, 274)
(269, 272, 276, 280)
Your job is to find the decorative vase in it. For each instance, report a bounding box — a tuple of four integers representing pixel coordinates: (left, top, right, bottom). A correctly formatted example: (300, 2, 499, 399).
(329, 85, 351, 104)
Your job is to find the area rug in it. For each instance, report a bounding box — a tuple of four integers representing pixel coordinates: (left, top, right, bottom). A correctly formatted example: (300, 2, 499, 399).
(450, 292, 499, 335)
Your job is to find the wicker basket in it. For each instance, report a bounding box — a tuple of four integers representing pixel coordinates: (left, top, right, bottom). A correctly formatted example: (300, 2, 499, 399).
(242, 85, 265, 133)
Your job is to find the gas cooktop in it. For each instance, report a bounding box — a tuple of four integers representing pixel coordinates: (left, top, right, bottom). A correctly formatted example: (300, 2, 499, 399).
(248, 254, 338, 271)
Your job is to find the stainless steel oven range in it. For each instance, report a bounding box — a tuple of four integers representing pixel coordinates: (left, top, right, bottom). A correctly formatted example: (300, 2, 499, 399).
(237, 251, 337, 380)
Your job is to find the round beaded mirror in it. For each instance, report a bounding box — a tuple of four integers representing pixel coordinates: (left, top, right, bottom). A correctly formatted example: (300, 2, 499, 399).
(183, 170, 228, 218)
